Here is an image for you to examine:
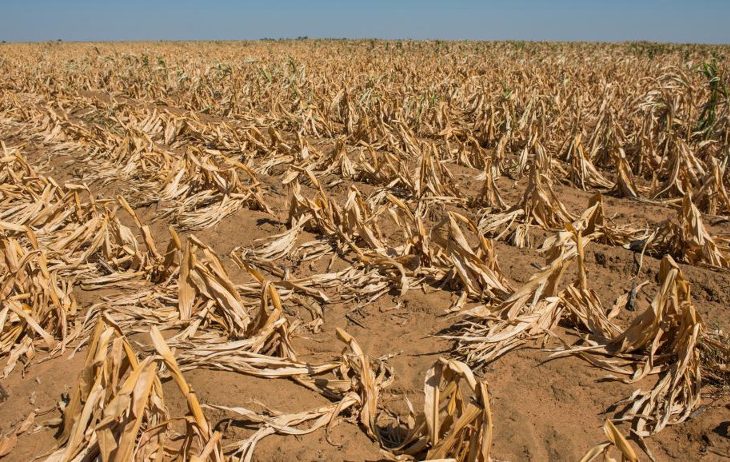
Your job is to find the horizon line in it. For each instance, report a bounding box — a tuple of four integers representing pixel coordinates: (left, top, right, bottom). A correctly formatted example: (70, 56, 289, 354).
(2, 38, 729, 46)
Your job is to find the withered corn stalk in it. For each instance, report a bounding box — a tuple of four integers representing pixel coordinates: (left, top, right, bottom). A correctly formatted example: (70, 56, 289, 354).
(383, 358, 494, 462)
(0, 230, 77, 376)
(448, 223, 590, 367)
(204, 327, 394, 462)
(553, 256, 702, 437)
(478, 169, 575, 248)
(642, 194, 730, 268)
(152, 149, 271, 230)
(45, 318, 224, 462)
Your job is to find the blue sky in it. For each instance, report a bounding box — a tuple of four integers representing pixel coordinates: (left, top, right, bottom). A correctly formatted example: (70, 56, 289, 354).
(1, 0, 728, 44)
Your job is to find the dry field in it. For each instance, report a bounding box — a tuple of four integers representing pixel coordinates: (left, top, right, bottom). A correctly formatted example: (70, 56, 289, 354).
(0, 40, 729, 461)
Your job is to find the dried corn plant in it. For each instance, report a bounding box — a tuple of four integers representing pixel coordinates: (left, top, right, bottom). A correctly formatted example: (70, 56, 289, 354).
(46, 319, 224, 461)
(576, 194, 649, 247)
(478, 169, 575, 248)
(99, 229, 291, 340)
(554, 256, 702, 436)
(644, 194, 729, 268)
(563, 132, 614, 190)
(474, 155, 508, 211)
(0, 230, 78, 376)
(694, 156, 730, 215)
(412, 142, 463, 200)
(611, 148, 644, 199)
(152, 149, 271, 230)
(452, 217, 633, 368)
(448, 226, 580, 367)
(205, 328, 393, 462)
(430, 212, 513, 300)
(383, 358, 494, 462)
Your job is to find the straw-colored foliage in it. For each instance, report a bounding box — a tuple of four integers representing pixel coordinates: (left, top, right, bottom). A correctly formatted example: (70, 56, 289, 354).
(1, 40, 728, 461)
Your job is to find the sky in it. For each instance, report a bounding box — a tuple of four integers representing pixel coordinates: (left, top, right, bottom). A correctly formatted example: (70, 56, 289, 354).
(1, 0, 728, 44)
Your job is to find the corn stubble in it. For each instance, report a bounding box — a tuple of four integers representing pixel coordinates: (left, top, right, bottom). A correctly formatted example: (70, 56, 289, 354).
(1, 40, 729, 461)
